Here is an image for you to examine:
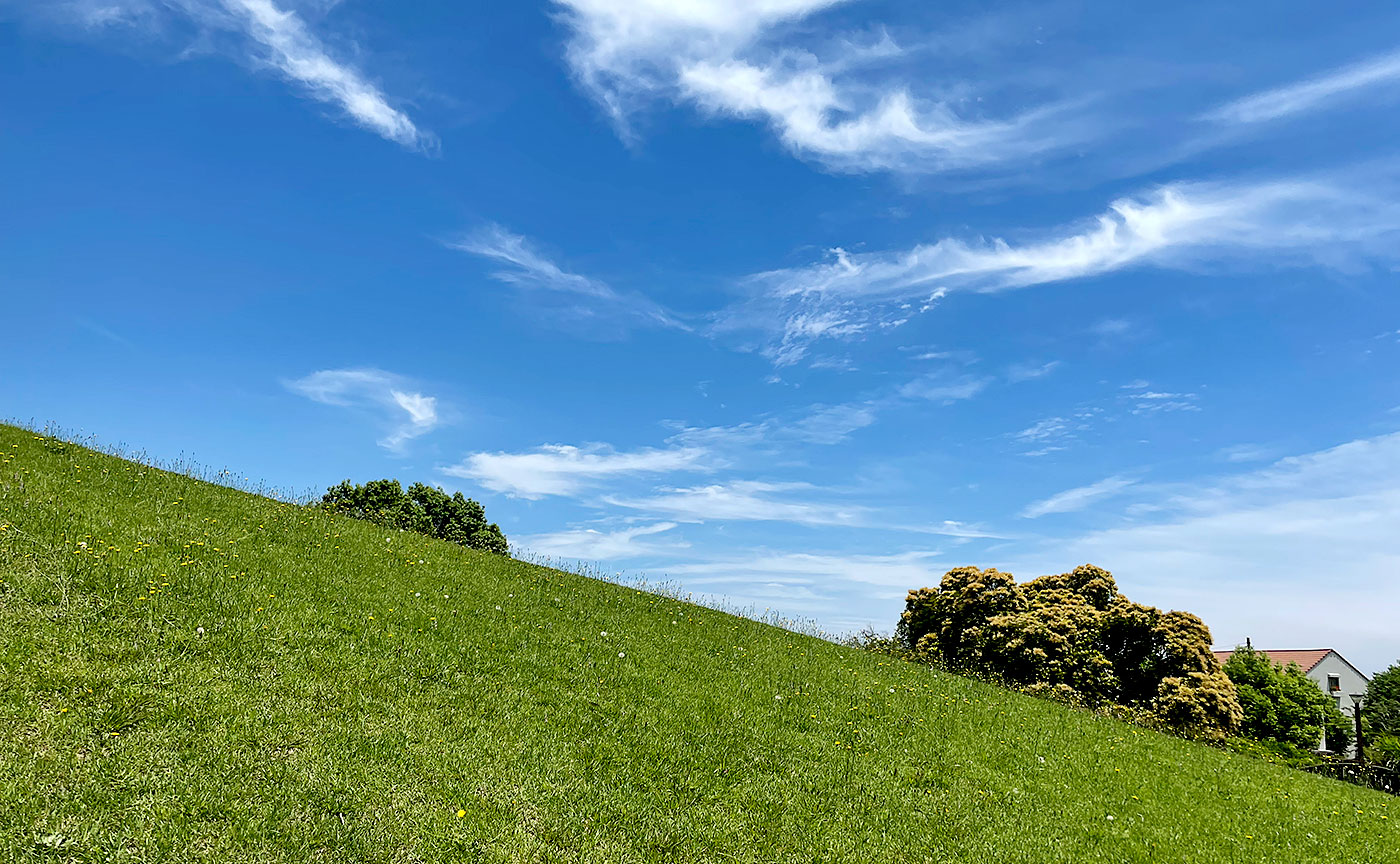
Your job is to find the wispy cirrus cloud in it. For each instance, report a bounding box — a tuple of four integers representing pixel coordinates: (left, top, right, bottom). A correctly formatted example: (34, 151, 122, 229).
(1003, 431, 1400, 672)
(441, 443, 707, 499)
(662, 549, 945, 591)
(285, 367, 440, 452)
(603, 478, 995, 537)
(1020, 475, 1138, 519)
(516, 521, 688, 560)
(222, 0, 427, 148)
(605, 479, 870, 527)
(725, 176, 1400, 364)
(1006, 360, 1061, 383)
(786, 402, 878, 444)
(23, 0, 429, 148)
(1205, 48, 1400, 126)
(554, 0, 1087, 174)
(898, 371, 991, 404)
(447, 224, 687, 335)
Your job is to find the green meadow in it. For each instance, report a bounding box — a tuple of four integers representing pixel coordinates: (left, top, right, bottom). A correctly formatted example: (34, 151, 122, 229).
(1, 423, 1395, 862)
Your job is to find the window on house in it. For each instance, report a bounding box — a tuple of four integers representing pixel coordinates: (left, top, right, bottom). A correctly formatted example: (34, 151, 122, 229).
(1327, 674, 1340, 694)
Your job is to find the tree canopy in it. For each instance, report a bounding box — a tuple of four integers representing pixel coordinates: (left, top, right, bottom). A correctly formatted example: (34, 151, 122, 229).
(321, 479, 508, 555)
(897, 564, 1242, 739)
(1365, 660, 1400, 765)
(1221, 646, 1350, 754)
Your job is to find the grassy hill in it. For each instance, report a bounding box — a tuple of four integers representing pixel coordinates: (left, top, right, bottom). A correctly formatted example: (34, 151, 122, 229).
(1, 423, 1394, 863)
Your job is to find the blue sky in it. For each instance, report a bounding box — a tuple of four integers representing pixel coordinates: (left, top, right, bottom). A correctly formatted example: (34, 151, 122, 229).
(4, 0, 1399, 673)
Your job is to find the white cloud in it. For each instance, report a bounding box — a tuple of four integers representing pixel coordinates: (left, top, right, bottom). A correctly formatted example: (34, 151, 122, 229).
(1003, 432, 1400, 673)
(786, 402, 877, 444)
(1217, 443, 1277, 464)
(285, 367, 440, 451)
(223, 0, 426, 148)
(898, 372, 990, 403)
(663, 549, 944, 590)
(1014, 416, 1073, 445)
(605, 479, 868, 527)
(442, 444, 707, 499)
(1205, 49, 1400, 125)
(517, 521, 687, 560)
(1126, 390, 1199, 415)
(1020, 475, 1138, 519)
(554, 0, 1082, 173)
(1006, 360, 1061, 383)
(448, 224, 687, 333)
(29, 0, 428, 148)
(729, 176, 1400, 363)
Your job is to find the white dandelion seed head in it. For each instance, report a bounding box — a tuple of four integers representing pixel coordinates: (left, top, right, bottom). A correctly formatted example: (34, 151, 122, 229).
(774, 695, 782, 700)
(601, 631, 608, 637)
(196, 626, 205, 635)
(618, 652, 626, 658)
(495, 605, 502, 611)
(1106, 815, 1114, 821)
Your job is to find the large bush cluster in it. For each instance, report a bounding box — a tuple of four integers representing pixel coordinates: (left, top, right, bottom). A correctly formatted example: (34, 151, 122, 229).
(1222, 646, 1351, 753)
(896, 564, 1243, 739)
(321, 479, 509, 555)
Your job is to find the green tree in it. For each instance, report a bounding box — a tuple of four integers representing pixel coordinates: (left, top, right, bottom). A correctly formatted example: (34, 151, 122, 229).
(1222, 647, 1349, 753)
(1363, 660, 1400, 765)
(1364, 660, 1400, 738)
(321, 479, 508, 555)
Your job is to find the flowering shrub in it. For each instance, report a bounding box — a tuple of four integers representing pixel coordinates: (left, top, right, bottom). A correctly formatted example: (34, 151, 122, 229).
(895, 564, 1243, 739)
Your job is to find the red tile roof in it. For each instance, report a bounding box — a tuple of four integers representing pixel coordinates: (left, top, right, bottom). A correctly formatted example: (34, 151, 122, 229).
(1212, 648, 1332, 672)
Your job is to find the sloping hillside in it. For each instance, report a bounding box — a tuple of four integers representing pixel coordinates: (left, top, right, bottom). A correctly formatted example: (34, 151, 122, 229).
(1, 424, 1394, 862)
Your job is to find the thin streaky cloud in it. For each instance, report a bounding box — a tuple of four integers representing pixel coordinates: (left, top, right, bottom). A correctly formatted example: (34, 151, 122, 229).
(516, 521, 688, 560)
(441, 443, 708, 499)
(448, 224, 689, 332)
(1020, 475, 1138, 519)
(660, 549, 946, 590)
(1002, 432, 1400, 672)
(285, 367, 440, 452)
(726, 175, 1400, 364)
(1205, 48, 1400, 125)
(223, 0, 427, 148)
(605, 479, 870, 528)
(28, 0, 428, 148)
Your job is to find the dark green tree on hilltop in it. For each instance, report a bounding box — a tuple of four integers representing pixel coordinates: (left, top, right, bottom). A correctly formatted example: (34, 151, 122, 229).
(321, 479, 508, 555)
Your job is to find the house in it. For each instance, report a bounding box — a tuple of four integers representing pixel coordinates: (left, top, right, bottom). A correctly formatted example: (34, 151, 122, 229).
(1212, 646, 1371, 757)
